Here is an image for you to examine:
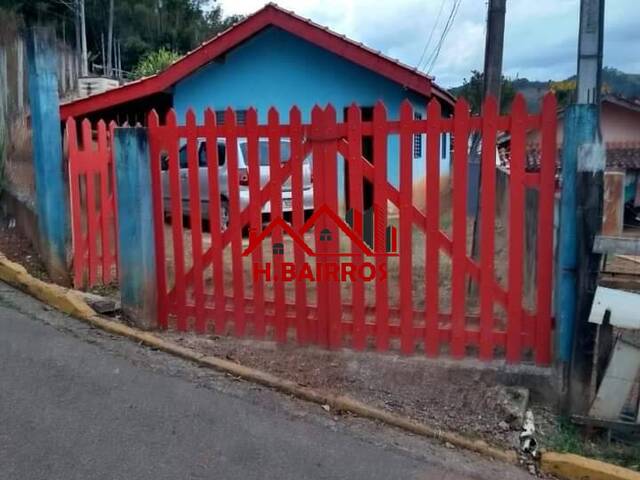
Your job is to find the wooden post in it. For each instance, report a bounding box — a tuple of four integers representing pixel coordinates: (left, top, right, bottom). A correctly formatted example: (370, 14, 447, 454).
(113, 127, 157, 329)
(25, 27, 71, 285)
(602, 170, 624, 235)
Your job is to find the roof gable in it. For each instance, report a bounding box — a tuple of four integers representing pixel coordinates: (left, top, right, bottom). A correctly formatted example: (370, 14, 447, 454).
(60, 3, 454, 120)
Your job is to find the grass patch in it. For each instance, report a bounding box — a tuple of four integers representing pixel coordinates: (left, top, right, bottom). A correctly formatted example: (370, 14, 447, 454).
(546, 418, 640, 471)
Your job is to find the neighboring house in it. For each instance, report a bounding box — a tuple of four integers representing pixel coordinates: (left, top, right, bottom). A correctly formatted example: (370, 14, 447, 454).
(59, 3, 456, 190)
(498, 94, 640, 232)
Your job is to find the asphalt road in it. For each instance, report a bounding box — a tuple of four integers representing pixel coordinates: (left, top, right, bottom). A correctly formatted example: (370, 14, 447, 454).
(0, 282, 532, 480)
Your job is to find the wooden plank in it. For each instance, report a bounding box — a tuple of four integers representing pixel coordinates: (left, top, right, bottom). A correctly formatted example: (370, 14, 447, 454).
(373, 102, 390, 351)
(268, 107, 286, 343)
(147, 110, 168, 329)
(108, 121, 119, 281)
(96, 120, 112, 284)
(203, 108, 226, 333)
(324, 105, 342, 349)
(399, 100, 414, 354)
(589, 339, 640, 420)
(66, 118, 85, 288)
(535, 92, 557, 365)
(311, 105, 328, 347)
(425, 99, 441, 357)
(594, 235, 640, 255)
(185, 110, 206, 332)
(451, 99, 469, 358)
(81, 119, 98, 287)
(479, 97, 498, 361)
(225, 108, 245, 336)
(290, 106, 308, 344)
(347, 104, 366, 351)
(506, 94, 527, 363)
(166, 110, 187, 330)
(246, 108, 265, 338)
(571, 414, 640, 432)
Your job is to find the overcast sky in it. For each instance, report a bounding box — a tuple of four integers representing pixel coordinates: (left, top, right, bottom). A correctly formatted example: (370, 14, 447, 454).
(215, 0, 639, 88)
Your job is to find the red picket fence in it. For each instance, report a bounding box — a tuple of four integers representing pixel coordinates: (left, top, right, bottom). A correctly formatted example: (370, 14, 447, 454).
(148, 93, 557, 365)
(66, 118, 119, 288)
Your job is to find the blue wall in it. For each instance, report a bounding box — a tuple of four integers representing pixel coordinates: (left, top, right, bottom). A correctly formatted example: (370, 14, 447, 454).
(173, 27, 451, 186)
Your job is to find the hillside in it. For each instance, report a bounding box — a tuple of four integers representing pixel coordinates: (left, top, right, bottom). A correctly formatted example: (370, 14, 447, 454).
(450, 67, 640, 112)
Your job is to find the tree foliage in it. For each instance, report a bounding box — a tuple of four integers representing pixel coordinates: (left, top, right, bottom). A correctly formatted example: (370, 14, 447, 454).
(131, 47, 181, 79)
(450, 70, 517, 114)
(0, 0, 244, 75)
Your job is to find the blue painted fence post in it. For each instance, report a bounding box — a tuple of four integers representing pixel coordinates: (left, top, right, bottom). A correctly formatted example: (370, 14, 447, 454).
(555, 104, 601, 364)
(113, 128, 157, 328)
(25, 27, 70, 284)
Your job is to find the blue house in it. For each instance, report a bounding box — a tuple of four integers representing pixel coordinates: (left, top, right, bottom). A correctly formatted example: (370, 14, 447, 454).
(61, 3, 456, 187)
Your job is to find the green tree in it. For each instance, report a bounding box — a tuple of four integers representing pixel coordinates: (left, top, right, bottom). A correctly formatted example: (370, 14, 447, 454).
(131, 47, 181, 79)
(1, 0, 244, 76)
(451, 70, 517, 114)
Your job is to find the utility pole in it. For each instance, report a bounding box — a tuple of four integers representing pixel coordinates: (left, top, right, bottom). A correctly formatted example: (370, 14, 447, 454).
(482, 0, 506, 102)
(556, 0, 605, 413)
(79, 0, 88, 76)
(107, 0, 114, 77)
(469, 0, 507, 270)
(74, 0, 81, 82)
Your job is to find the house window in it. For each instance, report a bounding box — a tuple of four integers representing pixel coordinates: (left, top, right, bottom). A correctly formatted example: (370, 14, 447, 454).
(215, 109, 247, 125)
(413, 112, 423, 158)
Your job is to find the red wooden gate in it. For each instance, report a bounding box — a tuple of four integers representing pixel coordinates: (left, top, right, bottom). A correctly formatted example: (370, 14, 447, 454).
(66, 118, 119, 288)
(148, 93, 557, 365)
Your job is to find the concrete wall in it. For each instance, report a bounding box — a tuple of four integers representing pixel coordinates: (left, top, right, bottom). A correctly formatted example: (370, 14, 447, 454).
(173, 26, 452, 188)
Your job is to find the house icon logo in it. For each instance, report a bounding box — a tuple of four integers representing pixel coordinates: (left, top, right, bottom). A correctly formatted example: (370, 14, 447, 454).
(242, 204, 398, 257)
(242, 204, 396, 283)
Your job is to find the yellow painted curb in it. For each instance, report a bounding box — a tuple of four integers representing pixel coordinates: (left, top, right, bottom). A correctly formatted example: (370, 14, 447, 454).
(0, 254, 96, 318)
(541, 452, 640, 480)
(0, 252, 518, 463)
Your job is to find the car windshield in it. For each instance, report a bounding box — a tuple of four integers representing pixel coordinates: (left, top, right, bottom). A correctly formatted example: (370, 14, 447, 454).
(240, 141, 291, 166)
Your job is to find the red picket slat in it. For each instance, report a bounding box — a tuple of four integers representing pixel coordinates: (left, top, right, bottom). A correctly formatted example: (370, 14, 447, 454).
(289, 106, 308, 344)
(82, 119, 99, 287)
(108, 121, 119, 281)
(425, 99, 441, 357)
(166, 110, 188, 330)
(451, 99, 469, 359)
(373, 101, 389, 351)
(148, 110, 168, 329)
(203, 108, 226, 333)
(535, 93, 557, 366)
(246, 108, 265, 338)
(224, 108, 246, 336)
(324, 104, 342, 349)
(66, 118, 85, 288)
(96, 121, 112, 284)
(399, 100, 414, 355)
(311, 105, 328, 347)
(186, 110, 206, 333)
(479, 97, 499, 360)
(347, 104, 366, 350)
(506, 94, 527, 363)
(268, 107, 286, 342)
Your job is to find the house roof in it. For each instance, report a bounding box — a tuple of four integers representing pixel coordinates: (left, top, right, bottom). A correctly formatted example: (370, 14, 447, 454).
(59, 3, 455, 120)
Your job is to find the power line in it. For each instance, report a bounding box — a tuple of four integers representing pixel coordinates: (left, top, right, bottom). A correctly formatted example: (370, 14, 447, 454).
(425, 0, 462, 74)
(416, 0, 447, 71)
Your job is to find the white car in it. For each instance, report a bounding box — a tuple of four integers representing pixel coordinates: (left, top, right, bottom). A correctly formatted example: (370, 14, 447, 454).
(161, 139, 314, 228)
